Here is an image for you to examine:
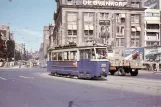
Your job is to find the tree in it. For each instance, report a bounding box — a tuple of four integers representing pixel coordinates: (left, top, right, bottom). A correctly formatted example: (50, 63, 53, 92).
(0, 34, 6, 59)
(6, 40, 15, 61)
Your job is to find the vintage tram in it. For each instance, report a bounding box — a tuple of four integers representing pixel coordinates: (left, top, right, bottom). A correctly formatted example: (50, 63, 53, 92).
(47, 44, 110, 79)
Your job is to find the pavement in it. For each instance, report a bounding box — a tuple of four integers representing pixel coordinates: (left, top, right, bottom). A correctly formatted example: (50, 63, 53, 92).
(0, 68, 161, 107)
(0, 65, 29, 69)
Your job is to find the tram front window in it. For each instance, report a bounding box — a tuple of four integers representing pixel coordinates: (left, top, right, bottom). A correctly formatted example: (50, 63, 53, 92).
(95, 48, 107, 59)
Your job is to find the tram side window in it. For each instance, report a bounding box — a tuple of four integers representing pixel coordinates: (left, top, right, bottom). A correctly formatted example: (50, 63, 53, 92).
(80, 49, 92, 59)
(58, 53, 63, 61)
(52, 53, 58, 61)
(63, 51, 77, 61)
(96, 48, 107, 59)
(63, 52, 69, 60)
(70, 51, 77, 60)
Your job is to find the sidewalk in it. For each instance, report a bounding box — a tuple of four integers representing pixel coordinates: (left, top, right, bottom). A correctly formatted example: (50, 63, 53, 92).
(0, 65, 28, 69)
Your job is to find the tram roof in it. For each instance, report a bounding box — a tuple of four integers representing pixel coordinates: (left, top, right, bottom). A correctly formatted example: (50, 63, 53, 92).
(48, 45, 107, 52)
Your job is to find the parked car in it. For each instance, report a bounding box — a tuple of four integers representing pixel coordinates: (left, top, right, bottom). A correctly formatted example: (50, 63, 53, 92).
(40, 62, 47, 68)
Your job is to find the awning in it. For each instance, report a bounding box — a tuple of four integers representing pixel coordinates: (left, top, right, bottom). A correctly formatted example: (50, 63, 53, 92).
(136, 27, 141, 31)
(89, 25, 94, 30)
(120, 14, 126, 18)
(131, 28, 136, 32)
(84, 25, 89, 30)
(67, 25, 73, 30)
(146, 21, 160, 24)
(73, 25, 77, 30)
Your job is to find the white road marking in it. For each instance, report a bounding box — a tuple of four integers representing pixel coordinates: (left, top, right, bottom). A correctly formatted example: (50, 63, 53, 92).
(0, 77, 7, 80)
(19, 76, 34, 79)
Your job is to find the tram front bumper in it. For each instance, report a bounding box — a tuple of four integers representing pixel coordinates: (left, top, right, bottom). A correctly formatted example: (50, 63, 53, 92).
(101, 72, 108, 77)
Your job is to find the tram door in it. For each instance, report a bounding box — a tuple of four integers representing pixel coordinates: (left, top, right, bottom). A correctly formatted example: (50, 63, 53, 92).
(79, 49, 94, 72)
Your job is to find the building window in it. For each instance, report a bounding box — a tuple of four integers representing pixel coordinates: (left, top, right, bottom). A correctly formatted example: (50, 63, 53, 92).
(117, 26, 119, 33)
(136, 31, 140, 36)
(131, 14, 140, 23)
(120, 26, 124, 34)
(146, 32, 156, 36)
(146, 41, 159, 46)
(117, 26, 124, 35)
(73, 30, 77, 35)
(121, 18, 125, 23)
(89, 30, 93, 35)
(120, 38, 124, 46)
(116, 38, 119, 46)
(100, 13, 109, 19)
(84, 30, 93, 36)
(136, 39, 140, 47)
(116, 38, 124, 47)
(131, 39, 135, 46)
(67, 30, 77, 35)
(68, 30, 72, 35)
(84, 12, 94, 38)
(147, 24, 159, 29)
(84, 30, 88, 35)
(131, 2, 140, 8)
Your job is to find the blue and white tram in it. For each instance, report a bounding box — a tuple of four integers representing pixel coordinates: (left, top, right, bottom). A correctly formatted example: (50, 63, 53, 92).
(47, 45, 110, 79)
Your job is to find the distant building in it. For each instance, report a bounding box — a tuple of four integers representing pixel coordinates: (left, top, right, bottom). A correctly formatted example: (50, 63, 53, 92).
(52, 0, 145, 55)
(32, 51, 39, 59)
(0, 24, 10, 41)
(43, 25, 54, 58)
(39, 43, 44, 60)
(144, 9, 160, 46)
(15, 43, 25, 54)
(143, 0, 161, 9)
(143, 0, 161, 47)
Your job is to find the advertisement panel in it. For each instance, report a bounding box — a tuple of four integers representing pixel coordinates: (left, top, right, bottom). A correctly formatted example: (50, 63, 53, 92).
(144, 47, 161, 61)
(123, 48, 144, 60)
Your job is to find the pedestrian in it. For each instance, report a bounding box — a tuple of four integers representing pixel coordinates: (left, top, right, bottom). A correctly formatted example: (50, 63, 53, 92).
(154, 62, 159, 74)
(19, 62, 21, 68)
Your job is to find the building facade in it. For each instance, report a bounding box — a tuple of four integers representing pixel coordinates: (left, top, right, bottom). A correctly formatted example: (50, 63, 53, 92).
(39, 43, 44, 60)
(43, 24, 54, 58)
(53, 0, 145, 55)
(0, 24, 10, 41)
(144, 9, 160, 46)
(143, 0, 161, 47)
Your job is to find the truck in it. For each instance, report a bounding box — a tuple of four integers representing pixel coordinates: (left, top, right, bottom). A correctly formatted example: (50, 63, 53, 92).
(118, 46, 161, 72)
(108, 48, 145, 76)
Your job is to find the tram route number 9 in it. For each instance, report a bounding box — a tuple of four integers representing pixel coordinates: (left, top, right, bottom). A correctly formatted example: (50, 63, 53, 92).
(101, 64, 107, 68)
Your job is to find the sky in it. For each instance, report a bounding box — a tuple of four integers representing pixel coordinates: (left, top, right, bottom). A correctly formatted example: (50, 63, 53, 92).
(0, 0, 56, 52)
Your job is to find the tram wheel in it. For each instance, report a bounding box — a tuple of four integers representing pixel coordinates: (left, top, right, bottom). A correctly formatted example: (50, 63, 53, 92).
(54, 72, 58, 76)
(50, 72, 55, 76)
(86, 77, 91, 80)
(69, 74, 74, 78)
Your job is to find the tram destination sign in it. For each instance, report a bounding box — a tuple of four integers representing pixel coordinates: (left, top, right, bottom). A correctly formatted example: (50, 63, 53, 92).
(83, 0, 128, 7)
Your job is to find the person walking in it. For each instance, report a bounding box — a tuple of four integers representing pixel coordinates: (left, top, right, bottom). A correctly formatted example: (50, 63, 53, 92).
(19, 62, 21, 68)
(154, 62, 159, 74)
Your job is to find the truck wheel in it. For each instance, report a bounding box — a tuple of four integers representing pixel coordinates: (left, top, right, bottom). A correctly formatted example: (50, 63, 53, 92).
(118, 68, 126, 76)
(130, 69, 138, 76)
(110, 71, 115, 75)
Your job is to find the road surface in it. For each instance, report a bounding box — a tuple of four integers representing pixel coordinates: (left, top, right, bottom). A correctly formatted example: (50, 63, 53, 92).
(0, 68, 161, 107)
